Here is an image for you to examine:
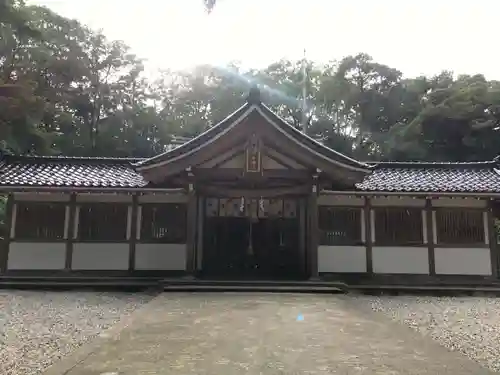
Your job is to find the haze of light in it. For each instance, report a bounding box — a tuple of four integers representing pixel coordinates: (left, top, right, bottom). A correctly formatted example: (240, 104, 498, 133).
(29, 0, 500, 79)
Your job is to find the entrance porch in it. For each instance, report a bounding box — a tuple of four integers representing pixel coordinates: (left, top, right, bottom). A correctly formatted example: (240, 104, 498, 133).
(199, 197, 308, 280)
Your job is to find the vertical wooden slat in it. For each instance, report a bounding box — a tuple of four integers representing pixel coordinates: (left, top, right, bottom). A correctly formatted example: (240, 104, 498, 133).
(299, 198, 307, 275)
(487, 201, 498, 277)
(308, 181, 319, 279)
(360, 208, 366, 243)
(432, 210, 438, 245)
(196, 196, 205, 272)
(65, 194, 76, 271)
(364, 197, 373, 274)
(73, 206, 80, 240)
(9, 202, 17, 239)
(136, 206, 142, 241)
(128, 194, 139, 272)
(1, 194, 14, 273)
(425, 199, 436, 276)
(185, 190, 197, 276)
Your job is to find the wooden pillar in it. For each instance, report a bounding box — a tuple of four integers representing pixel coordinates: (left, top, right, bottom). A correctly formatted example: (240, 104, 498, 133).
(128, 194, 139, 272)
(308, 176, 319, 279)
(196, 196, 205, 272)
(487, 200, 498, 278)
(425, 199, 436, 276)
(185, 169, 197, 277)
(64, 194, 77, 271)
(363, 197, 373, 274)
(1, 194, 13, 273)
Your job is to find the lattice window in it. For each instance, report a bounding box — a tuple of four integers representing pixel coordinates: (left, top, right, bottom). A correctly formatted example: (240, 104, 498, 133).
(78, 204, 128, 242)
(374, 208, 423, 245)
(15, 203, 66, 240)
(436, 209, 484, 244)
(318, 207, 362, 245)
(140, 204, 187, 243)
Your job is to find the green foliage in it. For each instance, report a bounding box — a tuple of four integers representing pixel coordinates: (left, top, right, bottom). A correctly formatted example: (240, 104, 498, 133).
(1, 1, 500, 163)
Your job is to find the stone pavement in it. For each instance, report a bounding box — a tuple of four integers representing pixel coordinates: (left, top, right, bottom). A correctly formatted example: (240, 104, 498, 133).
(45, 293, 493, 375)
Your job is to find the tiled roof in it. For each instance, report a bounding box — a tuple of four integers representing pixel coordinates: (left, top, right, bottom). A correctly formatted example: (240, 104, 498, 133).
(1, 156, 500, 194)
(356, 162, 500, 193)
(0, 156, 148, 188)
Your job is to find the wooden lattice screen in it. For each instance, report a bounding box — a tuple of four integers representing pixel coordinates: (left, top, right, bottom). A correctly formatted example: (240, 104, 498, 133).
(140, 204, 187, 243)
(318, 207, 362, 245)
(374, 208, 423, 245)
(15, 203, 66, 240)
(435, 209, 484, 244)
(78, 204, 128, 242)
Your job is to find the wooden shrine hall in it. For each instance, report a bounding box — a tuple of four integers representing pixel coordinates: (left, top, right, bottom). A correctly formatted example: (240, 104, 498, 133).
(0, 87, 499, 284)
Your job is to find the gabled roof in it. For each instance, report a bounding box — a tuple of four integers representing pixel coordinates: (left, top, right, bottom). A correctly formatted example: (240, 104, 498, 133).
(135, 87, 371, 174)
(1, 87, 500, 194)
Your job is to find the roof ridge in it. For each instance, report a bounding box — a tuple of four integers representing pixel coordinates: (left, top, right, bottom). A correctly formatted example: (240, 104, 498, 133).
(372, 160, 496, 168)
(7, 155, 145, 163)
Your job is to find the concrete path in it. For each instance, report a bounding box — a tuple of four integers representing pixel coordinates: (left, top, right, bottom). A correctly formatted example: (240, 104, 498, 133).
(45, 293, 493, 375)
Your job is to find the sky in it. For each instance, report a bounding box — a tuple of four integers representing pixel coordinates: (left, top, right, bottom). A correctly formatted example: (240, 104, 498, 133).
(29, 0, 500, 79)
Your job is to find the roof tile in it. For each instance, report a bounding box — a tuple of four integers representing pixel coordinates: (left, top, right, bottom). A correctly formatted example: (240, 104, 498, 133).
(356, 164, 500, 193)
(0, 157, 147, 188)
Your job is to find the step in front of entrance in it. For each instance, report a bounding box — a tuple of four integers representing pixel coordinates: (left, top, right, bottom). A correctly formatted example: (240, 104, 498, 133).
(161, 279, 348, 293)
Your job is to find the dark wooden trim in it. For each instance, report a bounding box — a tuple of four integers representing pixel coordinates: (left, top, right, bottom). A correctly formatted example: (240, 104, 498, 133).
(364, 197, 373, 274)
(371, 243, 428, 247)
(198, 185, 310, 198)
(261, 145, 308, 170)
(193, 168, 310, 181)
(1, 194, 13, 273)
(425, 199, 436, 276)
(65, 194, 77, 271)
(434, 243, 489, 248)
(128, 194, 139, 272)
(307, 183, 319, 279)
(487, 201, 498, 277)
(10, 239, 66, 243)
(205, 142, 246, 169)
(11, 200, 69, 206)
(432, 206, 487, 212)
(185, 190, 197, 275)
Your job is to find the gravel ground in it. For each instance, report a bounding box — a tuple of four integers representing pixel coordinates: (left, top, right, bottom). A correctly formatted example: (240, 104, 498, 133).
(0, 290, 155, 375)
(355, 295, 500, 372)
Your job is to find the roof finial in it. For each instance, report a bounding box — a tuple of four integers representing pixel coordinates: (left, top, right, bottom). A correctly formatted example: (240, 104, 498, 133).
(247, 85, 261, 104)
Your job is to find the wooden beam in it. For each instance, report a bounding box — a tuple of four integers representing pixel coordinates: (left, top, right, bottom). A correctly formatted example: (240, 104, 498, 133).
(364, 197, 373, 274)
(128, 194, 139, 272)
(64, 194, 77, 271)
(1, 194, 13, 273)
(193, 168, 310, 181)
(198, 185, 310, 198)
(425, 199, 436, 276)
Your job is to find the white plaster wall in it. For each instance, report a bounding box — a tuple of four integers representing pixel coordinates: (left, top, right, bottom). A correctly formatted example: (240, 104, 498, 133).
(434, 247, 492, 275)
(7, 242, 66, 270)
(318, 245, 366, 273)
(372, 246, 429, 274)
(135, 244, 186, 270)
(318, 195, 364, 206)
(71, 243, 129, 270)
